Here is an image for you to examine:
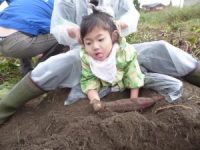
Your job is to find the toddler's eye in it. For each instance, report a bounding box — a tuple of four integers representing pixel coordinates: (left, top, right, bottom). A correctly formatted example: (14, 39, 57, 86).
(99, 38, 105, 42)
(85, 42, 91, 46)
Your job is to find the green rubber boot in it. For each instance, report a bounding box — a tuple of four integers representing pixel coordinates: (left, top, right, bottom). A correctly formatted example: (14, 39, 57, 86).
(184, 62, 200, 87)
(0, 73, 45, 124)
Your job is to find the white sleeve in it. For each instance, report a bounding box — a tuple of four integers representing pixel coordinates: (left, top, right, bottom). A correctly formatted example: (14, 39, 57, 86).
(117, 0, 140, 36)
(50, 0, 78, 46)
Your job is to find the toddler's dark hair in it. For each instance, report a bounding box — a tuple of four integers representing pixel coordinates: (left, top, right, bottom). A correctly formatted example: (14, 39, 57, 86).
(90, 0, 98, 6)
(80, 8, 117, 42)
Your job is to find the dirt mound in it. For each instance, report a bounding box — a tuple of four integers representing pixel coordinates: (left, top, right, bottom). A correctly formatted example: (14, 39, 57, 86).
(0, 82, 200, 150)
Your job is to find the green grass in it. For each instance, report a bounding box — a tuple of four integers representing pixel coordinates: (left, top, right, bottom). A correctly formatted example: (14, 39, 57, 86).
(138, 4, 200, 26)
(0, 56, 20, 97)
(127, 4, 200, 58)
(0, 56, 20, 84)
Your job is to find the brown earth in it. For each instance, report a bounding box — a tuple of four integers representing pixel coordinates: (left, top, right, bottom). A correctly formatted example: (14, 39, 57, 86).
(0, 81, 200, 150)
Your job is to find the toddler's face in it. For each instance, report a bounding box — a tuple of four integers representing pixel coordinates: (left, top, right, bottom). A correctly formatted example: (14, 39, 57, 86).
(83, 27, 113, 61)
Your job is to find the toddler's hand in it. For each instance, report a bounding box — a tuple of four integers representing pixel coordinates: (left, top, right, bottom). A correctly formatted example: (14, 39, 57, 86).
(90, 99, 102, 112)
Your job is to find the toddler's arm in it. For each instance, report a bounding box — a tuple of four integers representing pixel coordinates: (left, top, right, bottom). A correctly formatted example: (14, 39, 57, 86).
(87, 89, 102, 112)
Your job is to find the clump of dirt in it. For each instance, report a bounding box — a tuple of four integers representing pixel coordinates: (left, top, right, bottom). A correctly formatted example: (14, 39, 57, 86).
(0, 82, 200, 150)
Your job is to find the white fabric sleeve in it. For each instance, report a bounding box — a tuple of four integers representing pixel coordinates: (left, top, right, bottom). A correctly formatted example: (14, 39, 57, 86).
(50, 0, 78, 46)
(118, 0, 140, 36)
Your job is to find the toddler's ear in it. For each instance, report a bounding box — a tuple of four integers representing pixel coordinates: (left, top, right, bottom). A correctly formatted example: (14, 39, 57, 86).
(112, 30, 120, 43)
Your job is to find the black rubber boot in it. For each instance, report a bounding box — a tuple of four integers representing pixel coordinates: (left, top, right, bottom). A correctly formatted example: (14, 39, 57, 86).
(183, 62, 200, 87)
(0, 73, 45, 124)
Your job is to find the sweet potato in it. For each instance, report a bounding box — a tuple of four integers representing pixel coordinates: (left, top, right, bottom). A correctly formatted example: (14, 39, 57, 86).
(99, 96, 163, 112)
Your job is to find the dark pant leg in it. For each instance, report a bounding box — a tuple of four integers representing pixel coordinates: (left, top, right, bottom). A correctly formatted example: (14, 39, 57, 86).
(0, 32, 58, 58)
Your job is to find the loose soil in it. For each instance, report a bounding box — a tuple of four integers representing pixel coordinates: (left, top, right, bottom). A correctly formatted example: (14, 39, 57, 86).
(0, 81, 200, 150)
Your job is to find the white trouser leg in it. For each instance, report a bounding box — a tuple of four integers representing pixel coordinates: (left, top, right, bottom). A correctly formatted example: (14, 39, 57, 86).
(31, 49, 81, 90)
(133, 40, 197, 77)
(144, 73, 183, 102)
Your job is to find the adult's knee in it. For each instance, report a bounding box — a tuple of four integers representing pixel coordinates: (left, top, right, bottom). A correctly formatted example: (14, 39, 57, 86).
(64, 49, 81, 66)
(155, 40, 169, 49)
(0, 46, 12, 57)
(31, 51, 81, 90)
(36, 51, 79, 72)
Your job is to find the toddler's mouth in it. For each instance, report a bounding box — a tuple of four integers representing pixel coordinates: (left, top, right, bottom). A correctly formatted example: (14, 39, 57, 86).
(95, 52, 103, 58)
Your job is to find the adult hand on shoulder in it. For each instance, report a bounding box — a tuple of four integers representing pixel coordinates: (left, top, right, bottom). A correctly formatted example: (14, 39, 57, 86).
(67, 26, 81, 44)
(114, 20, 128, 35)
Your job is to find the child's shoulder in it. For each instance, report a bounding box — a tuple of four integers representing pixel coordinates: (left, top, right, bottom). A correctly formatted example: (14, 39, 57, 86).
(80, 48, 90, 64)
(80, 47, 89, 58)
(118, 38, 137, 58)
(80, 47, 86, 57)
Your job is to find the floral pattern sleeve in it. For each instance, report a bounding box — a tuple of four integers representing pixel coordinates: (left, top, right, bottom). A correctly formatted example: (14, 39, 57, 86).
(80, 49, 101, 94)
(122, 45, 144, 89)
